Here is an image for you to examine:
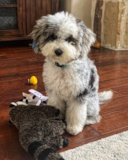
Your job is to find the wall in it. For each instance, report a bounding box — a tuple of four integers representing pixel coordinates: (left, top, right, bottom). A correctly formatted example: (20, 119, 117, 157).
(101, 0, 128, 50)
(102, 1, 119, 48)
(59, 0, 93, 29)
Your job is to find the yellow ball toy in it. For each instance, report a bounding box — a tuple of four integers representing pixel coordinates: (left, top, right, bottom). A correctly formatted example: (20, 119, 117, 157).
(29, 76, 38, 85)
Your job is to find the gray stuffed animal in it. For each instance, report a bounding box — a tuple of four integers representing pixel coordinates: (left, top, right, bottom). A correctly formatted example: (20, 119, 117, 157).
(9, 103, 68, 160)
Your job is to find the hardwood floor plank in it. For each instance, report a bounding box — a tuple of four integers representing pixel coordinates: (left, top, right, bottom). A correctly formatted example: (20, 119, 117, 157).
(0, 57, 44, 69)
(100, 96, 128, 115)
(0, 65, 42, 77)
(91, 108, 128, 135)
(0, 140, 34, 160)
(0, 123, 18, 144)
(100, 77, 128, 89)
(112, 84, 128, 96)
(99, 70, 128, 81)
(97, 63, 127, 75)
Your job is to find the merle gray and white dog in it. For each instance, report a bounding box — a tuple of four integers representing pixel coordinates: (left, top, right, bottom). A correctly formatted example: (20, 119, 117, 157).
(31, 12, 113, 135)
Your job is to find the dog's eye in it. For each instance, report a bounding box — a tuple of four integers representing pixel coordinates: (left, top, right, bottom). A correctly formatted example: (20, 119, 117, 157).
(65, 36, 74, 43)
(48, 34, 57, 41)
(65, 36, 76, 45)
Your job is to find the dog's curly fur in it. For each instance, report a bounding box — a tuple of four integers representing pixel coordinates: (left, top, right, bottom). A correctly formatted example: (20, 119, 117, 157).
(31, 12, 113, 135)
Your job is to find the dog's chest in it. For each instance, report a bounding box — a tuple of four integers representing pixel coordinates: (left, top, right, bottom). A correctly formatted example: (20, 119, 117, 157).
(43, 62, 88, 100)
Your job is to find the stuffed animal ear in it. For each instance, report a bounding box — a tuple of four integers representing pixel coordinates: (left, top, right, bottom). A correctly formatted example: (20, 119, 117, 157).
(30, 16, 49, 54)
(76, 18, 96, 55)
(22, 92, 33, 99)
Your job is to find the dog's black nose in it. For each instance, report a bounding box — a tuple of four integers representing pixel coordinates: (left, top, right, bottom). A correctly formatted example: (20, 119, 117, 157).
(55, 49, 63, 56)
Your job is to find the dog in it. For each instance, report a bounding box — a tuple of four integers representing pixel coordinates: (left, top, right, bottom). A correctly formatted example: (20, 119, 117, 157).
(31, 12, 113, 135)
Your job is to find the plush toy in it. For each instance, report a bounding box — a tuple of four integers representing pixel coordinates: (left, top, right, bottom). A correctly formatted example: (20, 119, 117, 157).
(11, 89, 48, 106)
(9, 103, 68, 160)
(23, 89, 48, 106)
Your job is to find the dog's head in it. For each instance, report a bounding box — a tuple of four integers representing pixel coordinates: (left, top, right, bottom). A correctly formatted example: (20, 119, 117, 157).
(31, 12, 96, 65)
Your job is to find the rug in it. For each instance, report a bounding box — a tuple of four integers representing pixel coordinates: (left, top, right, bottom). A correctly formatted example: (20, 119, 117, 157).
(60, 130, 128, 160)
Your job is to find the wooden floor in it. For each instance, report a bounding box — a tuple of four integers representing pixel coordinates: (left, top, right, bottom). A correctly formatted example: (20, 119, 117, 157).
(0, 42, 128, 160)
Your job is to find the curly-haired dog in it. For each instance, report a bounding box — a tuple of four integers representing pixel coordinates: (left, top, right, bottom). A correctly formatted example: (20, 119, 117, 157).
(31, 12, 113, 135)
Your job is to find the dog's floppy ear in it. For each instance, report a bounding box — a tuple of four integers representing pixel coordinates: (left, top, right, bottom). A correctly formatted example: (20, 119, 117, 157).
(76, 18, 96, 55)
(30, 16, 48, 54)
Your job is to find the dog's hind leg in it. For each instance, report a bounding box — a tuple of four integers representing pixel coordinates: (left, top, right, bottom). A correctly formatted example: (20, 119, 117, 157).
(66, 100, 87, 135)
(86, 94, 101, 125)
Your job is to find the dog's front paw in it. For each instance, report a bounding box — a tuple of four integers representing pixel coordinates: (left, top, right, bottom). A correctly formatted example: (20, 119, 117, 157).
(66, 125, 83, 135)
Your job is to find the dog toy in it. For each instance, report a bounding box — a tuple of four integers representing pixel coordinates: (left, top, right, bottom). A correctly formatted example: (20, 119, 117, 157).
(11, 89, 48, 106)
(9, 103, 68, 160)
(92, 42, 101, 49)
(28, 76, 38, 85)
